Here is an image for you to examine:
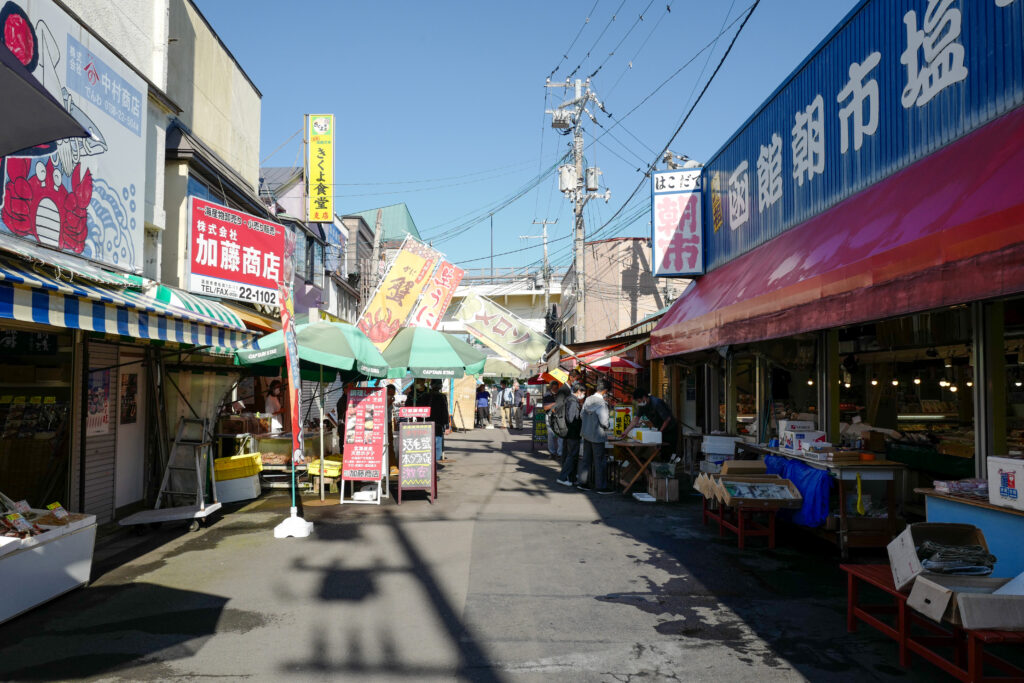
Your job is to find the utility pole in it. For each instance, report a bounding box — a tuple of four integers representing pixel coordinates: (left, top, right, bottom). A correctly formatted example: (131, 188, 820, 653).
(522, 219, 557, 317)
(546, 77, 610, 342)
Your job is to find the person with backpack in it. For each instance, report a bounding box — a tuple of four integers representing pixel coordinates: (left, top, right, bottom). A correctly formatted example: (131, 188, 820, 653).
(554, 382, 585, 487)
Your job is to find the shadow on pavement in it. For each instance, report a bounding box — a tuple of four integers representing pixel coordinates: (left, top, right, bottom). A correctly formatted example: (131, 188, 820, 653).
(0, 583, 231, 681)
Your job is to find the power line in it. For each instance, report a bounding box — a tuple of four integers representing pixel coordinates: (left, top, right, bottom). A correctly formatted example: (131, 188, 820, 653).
(603, 1, 675, 99)
(588, 1, 760, 244)
(567, 0, 627, 80)
(261, 129, 301, 165)
(586, 0, 656, 80)
(549, 0, 601, 79)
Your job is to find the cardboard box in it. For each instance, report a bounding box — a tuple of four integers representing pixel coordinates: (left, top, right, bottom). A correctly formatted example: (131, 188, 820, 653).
(887, 523, 989, 592)
(907, 574, 1024, 630)
(647, 476, 679, 502)
(988, 455, 1024, 512)
(778, 420, 815, 434)
(702, 435, 742, 455)
(717, 476, 802, 509)
(721, 460, 767, 475)
(780, 430, 827, 453)
(628, 428, 662, 444)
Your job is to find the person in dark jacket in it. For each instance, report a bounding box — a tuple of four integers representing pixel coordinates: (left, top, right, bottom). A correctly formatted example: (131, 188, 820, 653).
(426, 379, 450, 463)
(556, 382, 586, 486)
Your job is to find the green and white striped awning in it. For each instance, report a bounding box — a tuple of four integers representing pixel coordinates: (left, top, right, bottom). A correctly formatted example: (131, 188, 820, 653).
(156, 286, 246, 330)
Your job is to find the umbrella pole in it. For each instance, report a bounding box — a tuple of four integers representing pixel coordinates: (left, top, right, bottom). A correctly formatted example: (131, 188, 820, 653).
(319, 365, 325, 502)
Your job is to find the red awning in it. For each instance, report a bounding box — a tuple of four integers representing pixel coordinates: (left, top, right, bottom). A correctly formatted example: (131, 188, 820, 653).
(650, 105, 1024, 359)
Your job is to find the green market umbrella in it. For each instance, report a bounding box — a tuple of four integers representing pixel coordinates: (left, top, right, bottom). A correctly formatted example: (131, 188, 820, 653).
(382, 327, 486, 378)
(235, 321, 395, 380)
(483, 356, 524, 378)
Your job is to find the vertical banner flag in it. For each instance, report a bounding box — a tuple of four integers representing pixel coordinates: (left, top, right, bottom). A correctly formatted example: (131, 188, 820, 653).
(357, 236, 439, 349)
(279, 227, 304, 464)
(454, 293, 551, 366)
(651, 169, 703, 276)
(306, 114, 334, 223)
(188, 198, 285, 305)
(410, 261, 465, 329)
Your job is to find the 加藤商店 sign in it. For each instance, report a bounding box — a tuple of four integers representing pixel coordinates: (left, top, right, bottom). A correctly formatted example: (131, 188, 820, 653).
(187, 197, 285, 306)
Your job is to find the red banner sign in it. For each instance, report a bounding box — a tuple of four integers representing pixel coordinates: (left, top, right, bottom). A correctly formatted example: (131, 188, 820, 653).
(279, 229, 303, 464)
(409, 261, 464, 329)
(399, 407, 431, 419)
(188, 197, 285, 306)
(342, 387, 388, 480)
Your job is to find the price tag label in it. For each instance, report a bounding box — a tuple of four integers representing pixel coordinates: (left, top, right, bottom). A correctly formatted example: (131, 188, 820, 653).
(29, 396, 42, 405)
(43, 396, 57, 405)
(0, 395, 11, 404)
(46, 502, 69, 520)
(5, 513, 32, 533)
(12, 396, 25, 404)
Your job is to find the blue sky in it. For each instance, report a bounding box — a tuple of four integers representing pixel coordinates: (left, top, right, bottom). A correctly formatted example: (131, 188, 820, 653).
(196, 0, 859, 273)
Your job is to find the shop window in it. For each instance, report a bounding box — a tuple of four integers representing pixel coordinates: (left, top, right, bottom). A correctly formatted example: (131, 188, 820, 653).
(838, 309, 976, 482)
(0, 328, 74, 507)
(1003, 298, 1024, 456)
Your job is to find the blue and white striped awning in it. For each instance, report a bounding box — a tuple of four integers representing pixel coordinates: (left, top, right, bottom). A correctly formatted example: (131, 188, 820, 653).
(155, 285, 247, 330)
(0, 257, 255, 348)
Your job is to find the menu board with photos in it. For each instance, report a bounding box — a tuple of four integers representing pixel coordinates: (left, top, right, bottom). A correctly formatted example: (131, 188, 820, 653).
(341, 387, 388, 481)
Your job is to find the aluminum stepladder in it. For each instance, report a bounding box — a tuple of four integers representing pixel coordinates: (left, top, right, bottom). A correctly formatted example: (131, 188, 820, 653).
(119, 416, 222, 531)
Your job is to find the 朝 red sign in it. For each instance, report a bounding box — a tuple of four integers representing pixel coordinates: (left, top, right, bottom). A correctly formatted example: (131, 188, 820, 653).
(342, 387, 388, 480)
(187, 197, 285, 306)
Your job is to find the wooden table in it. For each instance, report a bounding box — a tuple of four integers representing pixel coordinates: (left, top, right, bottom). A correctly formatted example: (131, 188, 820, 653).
(761, 447, 905, 557)
(702, 496, 778, 549)
(841, 563, 1024, 681)
(609, 439, 662, 493)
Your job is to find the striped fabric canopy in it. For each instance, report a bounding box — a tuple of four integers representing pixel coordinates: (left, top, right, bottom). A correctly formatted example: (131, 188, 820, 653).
(155, 285, 246, 330)
(0, 257, 254, 348)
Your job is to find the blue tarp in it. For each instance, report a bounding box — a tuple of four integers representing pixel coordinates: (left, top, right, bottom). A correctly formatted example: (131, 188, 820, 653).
(764, 455, 833, 528)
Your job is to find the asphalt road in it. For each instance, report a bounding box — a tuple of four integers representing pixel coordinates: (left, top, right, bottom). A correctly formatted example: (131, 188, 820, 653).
(0, 427, 943, 682)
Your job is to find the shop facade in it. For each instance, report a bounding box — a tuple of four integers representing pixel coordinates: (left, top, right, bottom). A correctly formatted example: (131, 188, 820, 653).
(650, 0, 1024, 541)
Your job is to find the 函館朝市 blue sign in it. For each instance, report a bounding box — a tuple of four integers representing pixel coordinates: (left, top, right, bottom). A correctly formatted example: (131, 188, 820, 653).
(702, 0, 1024, 272)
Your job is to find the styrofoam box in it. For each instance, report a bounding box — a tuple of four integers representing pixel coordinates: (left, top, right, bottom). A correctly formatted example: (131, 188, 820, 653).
(629, 428, 662, 444)
(780, 430, 827, 453)
(988, 455, 1024, 512)
(215, 473, 261, 503)
(779, 420, 815, 434)
(702, 435, 742, 455)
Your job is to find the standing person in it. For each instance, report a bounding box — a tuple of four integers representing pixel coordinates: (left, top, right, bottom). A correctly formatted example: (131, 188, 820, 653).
(475, 384, 490, 428)
(265, 379, 286, 433)
(499, 380, 514, 430)
(541, 380, 561, 459)
(625, 388, 679, 457)
(580, 378, 614, 494)
(555, 382, 585, 486)
(512, 380, 526, 429)
(426, 379, 450, 463)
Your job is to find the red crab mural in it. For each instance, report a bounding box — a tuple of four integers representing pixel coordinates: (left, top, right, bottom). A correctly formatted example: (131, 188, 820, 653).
(358, 308, 401, 344)
(2, 157, 92, 253)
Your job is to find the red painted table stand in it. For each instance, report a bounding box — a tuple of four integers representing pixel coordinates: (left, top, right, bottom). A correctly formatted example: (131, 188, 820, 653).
(702, 496, 778, 550)
(840, 563, 1024, 682)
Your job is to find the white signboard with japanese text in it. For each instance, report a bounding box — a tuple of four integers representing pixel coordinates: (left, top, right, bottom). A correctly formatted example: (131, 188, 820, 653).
(651, 169, 703, 277)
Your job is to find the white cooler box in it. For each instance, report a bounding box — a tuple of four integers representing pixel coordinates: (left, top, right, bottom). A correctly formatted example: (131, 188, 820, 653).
(702, 435, 742, 455)
(988, 455, 1024, 512)
(215, 473, 261, 503)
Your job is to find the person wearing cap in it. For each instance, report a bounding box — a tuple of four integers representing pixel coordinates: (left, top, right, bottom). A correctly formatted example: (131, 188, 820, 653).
(426, 379, 450, 463)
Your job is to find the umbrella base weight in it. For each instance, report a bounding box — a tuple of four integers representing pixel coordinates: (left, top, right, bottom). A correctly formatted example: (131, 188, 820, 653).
(273, 508, 313, 538)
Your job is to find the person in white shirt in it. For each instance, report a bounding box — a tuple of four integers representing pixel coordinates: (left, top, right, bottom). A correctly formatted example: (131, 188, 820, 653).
(265, 380, 285, 433)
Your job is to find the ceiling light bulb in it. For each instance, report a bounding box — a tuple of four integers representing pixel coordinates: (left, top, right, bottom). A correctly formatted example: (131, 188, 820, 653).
(939, 380, 948, 387)
(844, 382, 851, 389)
(807, 379, 814, 386)
(870, 379, 878, 386)
(913, 378, 921, 385)
(1016, 381, 1023, 388)
(945, 358, 953, 368)
(966, 381, 974, 387)
(891, 379, 899, 387)
(949, 385, 958, 392)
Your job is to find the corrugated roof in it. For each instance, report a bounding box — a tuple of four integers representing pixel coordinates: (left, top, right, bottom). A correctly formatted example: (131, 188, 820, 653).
(348, 203, 420, 241)
(259, 166, 302, 202)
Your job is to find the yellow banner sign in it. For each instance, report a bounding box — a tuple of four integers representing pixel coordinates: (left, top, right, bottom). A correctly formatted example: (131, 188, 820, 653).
(357, 245, 437, 349)
(306, 114, 334, 223)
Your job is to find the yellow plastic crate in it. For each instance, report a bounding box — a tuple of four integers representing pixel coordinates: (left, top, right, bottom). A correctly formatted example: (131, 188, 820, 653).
(214, 453, 263, 481)
(307, 454, 343, 477)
